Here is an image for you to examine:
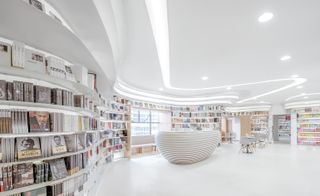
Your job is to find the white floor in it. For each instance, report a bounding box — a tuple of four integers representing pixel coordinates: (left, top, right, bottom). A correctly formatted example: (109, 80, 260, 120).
(96, 143, 320, 196)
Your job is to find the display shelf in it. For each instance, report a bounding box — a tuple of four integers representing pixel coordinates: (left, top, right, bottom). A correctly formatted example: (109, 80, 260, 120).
(0, 66, 101, 103)
(0, 100, 96, 116)
(0, 130, 97, 138)
(0, 167, 88, 196)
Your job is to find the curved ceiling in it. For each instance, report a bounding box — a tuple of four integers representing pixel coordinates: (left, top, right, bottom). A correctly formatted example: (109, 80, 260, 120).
(49, 0, 320, 105)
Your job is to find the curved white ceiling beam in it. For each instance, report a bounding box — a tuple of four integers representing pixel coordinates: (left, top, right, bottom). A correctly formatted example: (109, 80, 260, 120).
(225, 105, 271, 112)
(285, 100, 320, 109)
(145, 0, 307, 104)
(116, 80, 239, 101)
(114, 87, 232, 105)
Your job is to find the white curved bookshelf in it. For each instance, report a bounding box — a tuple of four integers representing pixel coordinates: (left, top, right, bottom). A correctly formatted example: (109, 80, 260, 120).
(156, 131, 220, 164)
(0, 130, 99, 138)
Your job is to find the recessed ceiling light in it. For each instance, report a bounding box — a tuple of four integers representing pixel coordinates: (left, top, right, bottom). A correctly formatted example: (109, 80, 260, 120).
(301, 93, 306, 96)
(258, 12, 274, 23)
(158, 87, 164, 91)
(297, 86, 303, 89)
(201, 76, 208, 81)
(291, 74, 299, 78)
(303, 96, 309, 99)
(226, 86, 232, 90)
(281, 55, 291, 61)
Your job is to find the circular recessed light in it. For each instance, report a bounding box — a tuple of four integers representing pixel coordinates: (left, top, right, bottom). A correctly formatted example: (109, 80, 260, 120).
(303, 96, 309, 99)
(281, 55, 291, 61)
(301, 93, 306, 96)
(201, 76, 208, 81)
(226, 86, 232, 90)
(291, 74, 299, 78)
(297, 86, 303, 89)
(158, 87, 164, 91)
(258, 12, 274, 23)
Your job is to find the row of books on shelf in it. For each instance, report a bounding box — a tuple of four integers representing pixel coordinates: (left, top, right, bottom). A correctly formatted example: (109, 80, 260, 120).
(171, 105, 224, 112)
(297, 139, 320, 145)
(0, 156, 88, 193)
(99, 112, 129, 121)
(172, 118, 220, 123)
(227, 111, 269, 116)
(298, 127, 320, 132)
(112, 96, 129, 105)
(293, 107, 320, 113)
(0, 39, 98, 91)
(171, 112, 223, 118)
(298, 124, 320, 128)
(0, 110, 98, 134)
(130, 101, 170, 111)
(101, 122, 127, 130)
(172, 123, 220, 129)
(298, 132, 320, 137)
(0, 133, 97, 162)
(0, 79, 98, 111)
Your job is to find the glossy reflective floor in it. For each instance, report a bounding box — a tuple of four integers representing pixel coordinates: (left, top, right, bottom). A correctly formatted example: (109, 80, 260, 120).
(96, 143, 320, 196)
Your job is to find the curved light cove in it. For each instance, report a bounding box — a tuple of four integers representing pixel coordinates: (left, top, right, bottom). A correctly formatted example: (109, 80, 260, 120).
(286, 93, 320, 102)
(114, 87, 232, 105)
(285, 100, 320, 109)
(144, 0, 307, 103)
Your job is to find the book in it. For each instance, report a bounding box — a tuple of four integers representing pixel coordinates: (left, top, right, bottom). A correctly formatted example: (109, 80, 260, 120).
(13, 81, 24, 101)
(13, 163, 34, 188)
(29, 112, 50, 132)
(24, 48, 46, 74)
(16, 137, 41, 160)
(11, 41, 25, 68)
(51, 135, 67, 155)
(72, 64, 88, 86)
(23, 82, 34, 102)
(64, 135, 77, 152)
(49, 159, 68, 180)
(34, 85, 51, 104)
(0, 80, 6, 100)
(46, 56, 66, 79)
(51, 88, 62, 105)
(65, 65, 76, 82)
(0, 41, 11, 67)
(87, 73, 96, 91)
(6, 82, 13, 100)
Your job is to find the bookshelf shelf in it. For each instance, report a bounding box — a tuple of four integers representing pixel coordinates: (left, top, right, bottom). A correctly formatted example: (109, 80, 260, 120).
(0, 66, 101, 104)
(0, 167, 88, 196)
(0, 130, 98, 138)
(0, 100, 97, 117)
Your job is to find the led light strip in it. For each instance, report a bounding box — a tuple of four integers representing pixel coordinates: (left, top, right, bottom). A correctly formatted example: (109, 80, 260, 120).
(144, 0, 307, 103)
(286, 93, 320, 102)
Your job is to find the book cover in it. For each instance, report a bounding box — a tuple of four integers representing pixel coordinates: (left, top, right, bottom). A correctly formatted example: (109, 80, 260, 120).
(16, 137, 41, 160)
(34, 86, 51, 104)
(64, 135, 77, 152)
(51, 135, 67, 155)
(29, 111, 50, 132)
(24, 48, 46, 74)
(49, 159, 68, 180)
(13, 163, 34, 188)
(6, 82, 13, 100)
(0, 80, 6, 100)
(0, 41, 11, 67)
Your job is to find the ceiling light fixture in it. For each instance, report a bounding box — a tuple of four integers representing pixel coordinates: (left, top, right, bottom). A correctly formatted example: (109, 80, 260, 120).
(226, 86, 232, 90)
(303, 96, 309, 99)
(258, 12, 274, 23)
(291, 74, 299, 78)
(281, 55, 291, 61)
(297, 86, 303, 89)
(201, 76, 208, 81)
(158, 88, 164, 91)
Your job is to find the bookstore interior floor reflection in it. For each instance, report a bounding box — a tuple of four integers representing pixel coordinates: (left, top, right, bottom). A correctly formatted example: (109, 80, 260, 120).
(96, 144, 320, 196)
